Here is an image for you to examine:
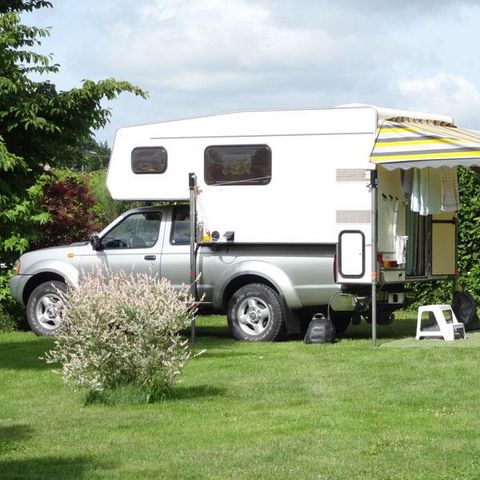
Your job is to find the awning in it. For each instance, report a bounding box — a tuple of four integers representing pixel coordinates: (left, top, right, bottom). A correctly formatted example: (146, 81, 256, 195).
(370, 117, 480, 170)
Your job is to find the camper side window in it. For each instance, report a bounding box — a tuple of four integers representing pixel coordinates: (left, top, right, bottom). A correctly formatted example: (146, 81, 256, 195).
(204, 145, 271, 186)
(131, 147, 167, 174)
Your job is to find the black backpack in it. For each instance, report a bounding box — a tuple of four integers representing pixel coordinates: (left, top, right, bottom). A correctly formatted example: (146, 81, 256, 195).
(452, 291, 480, 331)
(304, 313, 336, 344)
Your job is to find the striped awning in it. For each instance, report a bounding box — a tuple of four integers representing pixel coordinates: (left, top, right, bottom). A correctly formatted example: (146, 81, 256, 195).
(370, 118, 480, 170)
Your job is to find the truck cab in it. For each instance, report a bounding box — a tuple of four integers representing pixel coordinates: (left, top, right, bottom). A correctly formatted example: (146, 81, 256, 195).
(11, 204, 357, 340)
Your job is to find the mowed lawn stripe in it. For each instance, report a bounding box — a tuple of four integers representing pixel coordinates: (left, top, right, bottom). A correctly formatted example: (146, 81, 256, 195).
(1, 315, 480, 479)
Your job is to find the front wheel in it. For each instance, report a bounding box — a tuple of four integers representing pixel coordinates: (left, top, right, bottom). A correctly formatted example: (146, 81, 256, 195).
(227, 283, 287, 341)
(26, 281, 67, 336)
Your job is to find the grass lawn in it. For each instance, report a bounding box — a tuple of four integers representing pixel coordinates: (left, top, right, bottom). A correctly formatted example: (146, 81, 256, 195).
(1, 314, 480, 479)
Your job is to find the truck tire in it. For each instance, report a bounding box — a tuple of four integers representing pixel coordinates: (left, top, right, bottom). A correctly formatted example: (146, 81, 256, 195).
(26, 281, 67, 336)
(227, 283, 287, 341)
(330, 312, 351, 335)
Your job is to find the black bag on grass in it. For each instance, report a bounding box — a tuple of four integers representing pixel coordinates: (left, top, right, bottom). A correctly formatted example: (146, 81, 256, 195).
(452, 291, 480, 331)
(304, 313, 336, 344)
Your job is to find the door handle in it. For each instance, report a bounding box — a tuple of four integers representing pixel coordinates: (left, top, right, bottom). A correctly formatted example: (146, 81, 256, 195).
(144, 255, 156, 261)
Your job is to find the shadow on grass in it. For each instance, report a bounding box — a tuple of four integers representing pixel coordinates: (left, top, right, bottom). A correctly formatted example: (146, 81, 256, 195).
(181, 326, 230, 339)
(344, 315, 417, 340)
(0, 424, 104, 479)
(0, 424, 33, 456)
(0, 456, 102, 480)
(195, 350, 257, 359)
(187, 313, 418, 344)
(85, 383, 226, 406)
(0, 338, 54, 370)
(168, 384, 226, 401)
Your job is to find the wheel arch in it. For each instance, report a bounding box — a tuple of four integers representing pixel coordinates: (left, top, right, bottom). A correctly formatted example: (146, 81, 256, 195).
(23, 272, 66, 305)
(222, 274, 278, 310)
(215, 261, 302, 311)
(22, 260, 79, 305)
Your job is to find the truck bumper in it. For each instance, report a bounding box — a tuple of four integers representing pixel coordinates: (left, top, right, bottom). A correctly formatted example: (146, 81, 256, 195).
(9, 274, 33, 305)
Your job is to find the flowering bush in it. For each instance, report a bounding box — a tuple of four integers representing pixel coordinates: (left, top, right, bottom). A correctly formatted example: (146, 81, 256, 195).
(45, 271, 198, 402)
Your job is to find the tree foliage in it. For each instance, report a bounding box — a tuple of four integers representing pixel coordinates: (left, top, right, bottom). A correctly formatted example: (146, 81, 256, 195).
(405, 167, 480, 307)
(38, 175, 101, 248)
(0, 0, 146, 307)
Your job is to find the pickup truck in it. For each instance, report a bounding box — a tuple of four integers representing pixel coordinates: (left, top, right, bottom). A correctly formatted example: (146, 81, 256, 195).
(10, 204, 361, 340)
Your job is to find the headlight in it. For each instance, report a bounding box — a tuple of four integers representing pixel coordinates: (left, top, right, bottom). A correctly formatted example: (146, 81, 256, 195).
(14, 260, 21, 275)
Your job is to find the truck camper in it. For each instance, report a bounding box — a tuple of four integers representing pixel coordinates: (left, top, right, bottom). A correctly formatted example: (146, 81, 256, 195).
(11, 105, 480, 340)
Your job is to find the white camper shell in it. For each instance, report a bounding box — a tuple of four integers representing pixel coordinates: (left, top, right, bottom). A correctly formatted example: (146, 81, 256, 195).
(108, 105, 480, 342)
(109, 105, 472, 281)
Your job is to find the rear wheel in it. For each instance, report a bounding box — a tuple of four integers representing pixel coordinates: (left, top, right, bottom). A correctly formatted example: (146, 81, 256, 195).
(26, 281, 67, 336)
(227, 283, 287, 341)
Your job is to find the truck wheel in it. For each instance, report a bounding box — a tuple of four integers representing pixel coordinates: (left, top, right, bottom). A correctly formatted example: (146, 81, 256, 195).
(26, 281, 67, 336)
(331, 312, 351, 335)
(227, 283, 287, 341)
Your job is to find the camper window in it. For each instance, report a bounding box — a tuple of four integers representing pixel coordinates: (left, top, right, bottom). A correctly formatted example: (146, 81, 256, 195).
(204, 145, 271, 186)
(131, 147, 167, 174)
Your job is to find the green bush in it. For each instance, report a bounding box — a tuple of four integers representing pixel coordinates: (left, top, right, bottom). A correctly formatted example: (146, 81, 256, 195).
(45, 271, 198, 402)
(406, 167, 480, 307)
(0, 303, 16, 332)
(87, 170, 143, 226)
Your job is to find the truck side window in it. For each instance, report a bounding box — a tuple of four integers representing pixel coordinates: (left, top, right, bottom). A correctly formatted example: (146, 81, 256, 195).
(102, 212, 162, 249)
(170, 206, 190, 245)
(204, 144, 271, 186)
(131, 147, 167, 174)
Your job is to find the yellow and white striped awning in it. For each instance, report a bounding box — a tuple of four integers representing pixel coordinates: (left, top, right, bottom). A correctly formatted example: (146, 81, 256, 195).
(370, 118, 480, 170)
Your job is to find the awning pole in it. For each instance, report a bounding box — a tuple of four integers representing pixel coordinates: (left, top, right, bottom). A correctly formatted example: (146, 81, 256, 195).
(189, 172, 197, 345)
(370, 169, 378, 347)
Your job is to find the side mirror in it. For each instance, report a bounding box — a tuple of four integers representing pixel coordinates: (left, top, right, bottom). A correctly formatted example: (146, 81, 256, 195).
(90, 233, 102, 251)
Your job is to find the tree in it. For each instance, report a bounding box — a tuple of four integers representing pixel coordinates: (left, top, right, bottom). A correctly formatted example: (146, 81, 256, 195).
(64, 137, 112, 172)
(0, 0, 147, 307)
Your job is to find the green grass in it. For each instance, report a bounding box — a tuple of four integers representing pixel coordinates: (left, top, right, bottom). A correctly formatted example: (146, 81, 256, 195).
(1, 315, 480, 479)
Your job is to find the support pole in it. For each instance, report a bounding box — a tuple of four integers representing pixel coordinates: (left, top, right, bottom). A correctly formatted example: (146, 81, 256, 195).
(189, 173, 197, 344)
(370, 169, 378, 347)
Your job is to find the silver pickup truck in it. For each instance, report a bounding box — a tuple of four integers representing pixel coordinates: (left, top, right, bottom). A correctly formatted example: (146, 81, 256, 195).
(10, 204, 363, 340)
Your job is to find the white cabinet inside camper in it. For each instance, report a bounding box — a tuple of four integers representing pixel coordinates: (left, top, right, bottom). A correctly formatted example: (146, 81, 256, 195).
(431, 212, 456, 277)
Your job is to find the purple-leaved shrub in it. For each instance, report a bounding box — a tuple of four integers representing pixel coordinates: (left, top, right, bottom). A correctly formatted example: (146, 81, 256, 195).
(45, 270, 198, 401)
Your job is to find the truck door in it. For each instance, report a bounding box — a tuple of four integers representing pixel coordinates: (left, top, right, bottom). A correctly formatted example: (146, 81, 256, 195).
(80, 210, 164, 277)
(160, 205, 191, 290)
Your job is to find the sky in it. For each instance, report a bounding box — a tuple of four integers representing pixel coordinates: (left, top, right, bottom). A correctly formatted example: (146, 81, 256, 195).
(24, 0, 480, 145)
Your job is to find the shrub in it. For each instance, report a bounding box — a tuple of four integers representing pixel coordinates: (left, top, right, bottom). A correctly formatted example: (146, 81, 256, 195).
(0, 303, 16, 332)
(45, 271, 198, 402)
(38, 174, 101, 248)
(88, 170, 142, 225)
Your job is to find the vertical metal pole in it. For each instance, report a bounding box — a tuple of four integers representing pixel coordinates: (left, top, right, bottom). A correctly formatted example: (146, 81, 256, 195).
(453, 214, 459, 296)
(370, 169, 378, 347)
(189, 173, 197, 345)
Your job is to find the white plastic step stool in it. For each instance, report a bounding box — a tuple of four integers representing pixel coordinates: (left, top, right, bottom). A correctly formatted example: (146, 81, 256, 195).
(416, 304, 466, 341)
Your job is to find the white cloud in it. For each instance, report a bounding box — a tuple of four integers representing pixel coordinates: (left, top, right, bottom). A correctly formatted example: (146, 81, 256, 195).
(397, 73, 480, 127)
(104, 0, 344, 92)
(23, 0, 480, 142)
